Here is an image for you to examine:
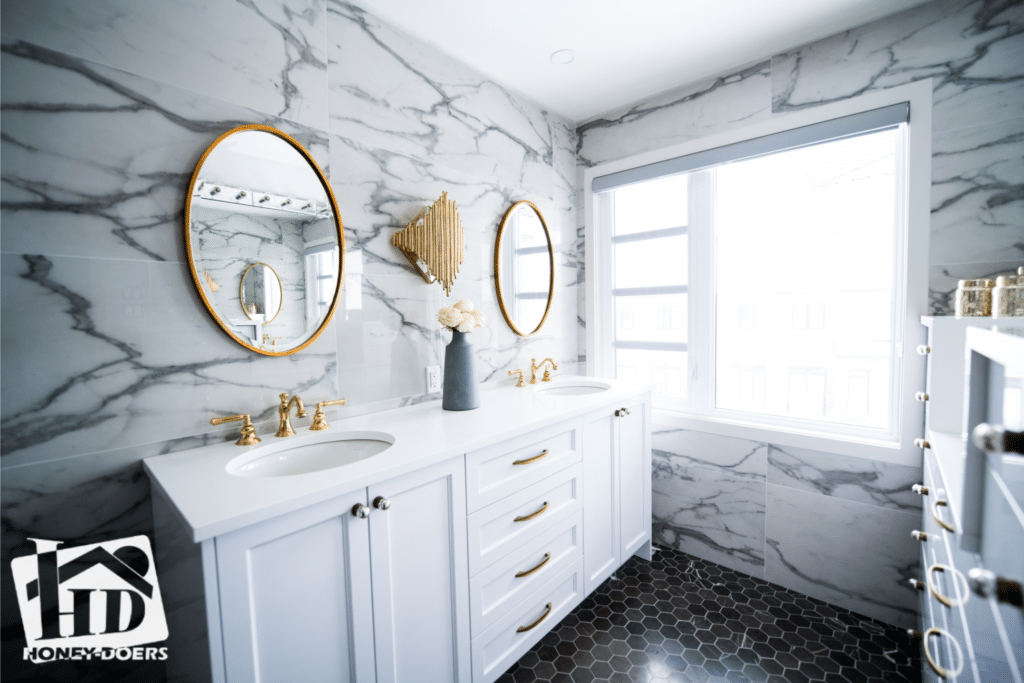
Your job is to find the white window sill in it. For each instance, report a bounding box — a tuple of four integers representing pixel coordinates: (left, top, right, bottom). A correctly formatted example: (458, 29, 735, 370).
(652, 408, 919, 466)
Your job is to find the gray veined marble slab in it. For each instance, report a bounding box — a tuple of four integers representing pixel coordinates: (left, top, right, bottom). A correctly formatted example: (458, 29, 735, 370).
(652, 459, 766, 576)
(765, 483, 920, 629)
(0, 0, 329, 131)
(652, 426, 768, 480)
(768, 444, 922, 511)
(0, 254, 338, 467)
(326, 0, 559, 199)
(1, 40, 330, 263)
(576, 61, 772, 168)
(930, 116, 1024, 267)
(771, 0, 1024, 134)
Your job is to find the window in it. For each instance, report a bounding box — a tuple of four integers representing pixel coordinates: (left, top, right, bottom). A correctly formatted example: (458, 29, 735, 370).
(586, 89, 930, 450)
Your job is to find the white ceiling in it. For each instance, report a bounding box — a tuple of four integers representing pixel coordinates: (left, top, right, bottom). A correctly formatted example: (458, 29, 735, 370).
(352, 0, 931, 123)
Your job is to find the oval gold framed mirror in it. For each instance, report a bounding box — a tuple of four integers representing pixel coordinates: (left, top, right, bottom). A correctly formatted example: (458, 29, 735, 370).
(239, 262, 283, 323)
(494, 200, 554, 337)
(184, 125, 344, 355)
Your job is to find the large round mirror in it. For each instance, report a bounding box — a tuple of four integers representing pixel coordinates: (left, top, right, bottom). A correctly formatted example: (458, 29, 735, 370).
(494, 200, 554, 337)
(185, 125, 344, 355)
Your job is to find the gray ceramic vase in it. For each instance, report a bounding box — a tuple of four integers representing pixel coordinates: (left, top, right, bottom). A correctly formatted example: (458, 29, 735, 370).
(442, 330, 479, 411)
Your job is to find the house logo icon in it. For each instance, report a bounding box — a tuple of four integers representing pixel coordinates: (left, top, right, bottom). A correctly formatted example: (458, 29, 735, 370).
(11, 535, 168, 664)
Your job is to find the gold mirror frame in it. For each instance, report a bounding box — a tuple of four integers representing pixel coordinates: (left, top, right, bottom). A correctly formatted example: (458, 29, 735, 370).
(494, 200, 555, 337)
(239, 262, 283, 323)
(184, 124, 345, 356)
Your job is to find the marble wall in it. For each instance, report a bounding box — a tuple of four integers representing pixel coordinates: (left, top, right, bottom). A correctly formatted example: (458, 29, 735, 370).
(581, 0, 1023, 629)
(0, 1, 576, 679)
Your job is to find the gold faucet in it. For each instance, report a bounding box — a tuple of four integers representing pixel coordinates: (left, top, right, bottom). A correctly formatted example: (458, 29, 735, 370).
(210, 413, 261, 446)
(310, 399, 347, 430)
(530, 358, 558, 384)
(276, 393, 307, 437)
(508, 369, 526, 387)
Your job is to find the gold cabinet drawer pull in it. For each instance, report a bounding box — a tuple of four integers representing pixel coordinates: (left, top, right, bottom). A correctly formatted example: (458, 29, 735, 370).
(516, 602, 552, 633)
(513, 449, 549, 466)
(928, 564, 970, 608)
(923, 627, 964, 679)
(932, 499, 955, 533)
(515, 552, 551, 578)
(514, 501, 549, 523)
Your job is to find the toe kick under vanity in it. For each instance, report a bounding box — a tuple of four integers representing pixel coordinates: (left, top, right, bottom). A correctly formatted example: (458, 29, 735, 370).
(144, 379, 652, 683)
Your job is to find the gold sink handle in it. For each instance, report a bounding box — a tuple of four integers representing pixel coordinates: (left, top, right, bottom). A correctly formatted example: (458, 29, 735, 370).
(210, 414, 261, 446)
(508, 369, 526, 388)
(310, 399, 347, 431)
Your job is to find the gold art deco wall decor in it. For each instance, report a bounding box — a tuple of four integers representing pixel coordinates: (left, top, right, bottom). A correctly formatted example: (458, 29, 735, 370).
(391, 191, 465, 296)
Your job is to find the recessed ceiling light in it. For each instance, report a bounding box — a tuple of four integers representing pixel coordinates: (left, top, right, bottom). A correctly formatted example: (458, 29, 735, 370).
(550, 50, 575, 65)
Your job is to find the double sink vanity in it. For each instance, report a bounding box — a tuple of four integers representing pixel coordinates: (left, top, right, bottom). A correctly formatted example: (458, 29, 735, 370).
(145, 378, 652, 683)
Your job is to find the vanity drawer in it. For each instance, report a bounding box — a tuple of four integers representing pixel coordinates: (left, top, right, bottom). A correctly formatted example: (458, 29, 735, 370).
(467, 463, 582, 577)
(471, 557, 585, 683)
(469, 510, 582, 638)
(465, 421, 580, 513)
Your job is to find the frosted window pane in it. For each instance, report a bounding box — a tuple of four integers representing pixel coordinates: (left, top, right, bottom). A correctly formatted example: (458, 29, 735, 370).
(612, 175, 688, 235)
(614, 235, 687, 289)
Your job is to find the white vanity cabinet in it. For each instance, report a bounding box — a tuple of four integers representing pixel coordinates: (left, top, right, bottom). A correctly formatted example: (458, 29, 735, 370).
(147, 383, 652, 683)
(186, 456, 470, 683)
(582, 397, 652, 594)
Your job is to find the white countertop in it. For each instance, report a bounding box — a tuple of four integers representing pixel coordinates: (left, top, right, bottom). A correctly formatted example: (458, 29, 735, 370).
(144, 378, 652, 542)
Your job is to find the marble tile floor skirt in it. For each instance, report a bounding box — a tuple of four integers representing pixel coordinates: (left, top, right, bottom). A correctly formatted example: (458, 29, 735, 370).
(497, 547, 919, 683)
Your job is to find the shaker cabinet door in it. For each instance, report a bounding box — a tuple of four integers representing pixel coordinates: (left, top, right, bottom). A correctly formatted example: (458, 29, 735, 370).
(215, 491, 375, 683)
(367, 456, 471, 683)
(618, 399, 651, 559)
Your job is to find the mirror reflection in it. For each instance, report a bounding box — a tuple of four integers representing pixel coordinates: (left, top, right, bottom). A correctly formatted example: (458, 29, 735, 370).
(186, 126, 343, 355)
(495, 201, 554, 337)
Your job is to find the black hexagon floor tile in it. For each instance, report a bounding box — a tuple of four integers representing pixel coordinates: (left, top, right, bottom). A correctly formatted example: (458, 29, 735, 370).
(494, 547, 919, 683)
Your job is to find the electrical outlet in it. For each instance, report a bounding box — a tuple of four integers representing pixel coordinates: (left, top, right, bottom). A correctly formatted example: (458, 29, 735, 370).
(426, 365, 441, 393)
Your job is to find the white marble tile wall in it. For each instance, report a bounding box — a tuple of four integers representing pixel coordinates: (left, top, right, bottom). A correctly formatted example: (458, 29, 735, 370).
(1, 2, 577, 675)
(580, 0, 1021, 628)
(651, 427, 923, 628)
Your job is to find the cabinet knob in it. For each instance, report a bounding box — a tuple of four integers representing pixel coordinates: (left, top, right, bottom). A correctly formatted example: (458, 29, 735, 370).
(911, 530, 928, 542)
(972, 423, 1024, 455)
(967, 568, 1024, 607)
(914, 392, 929, 402)
(912, 484, 929, 496)
(917, 345, 931, 355)
(351, 504, 370, 518)
(909, 578, 925, 591)
(615, 407, 631, 417)
(913, 438, 930, 449)
(373, 496, 391, 510)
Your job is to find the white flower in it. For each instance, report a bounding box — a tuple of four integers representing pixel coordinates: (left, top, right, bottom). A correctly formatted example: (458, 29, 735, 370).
(453, 299, 474, 313)
(437, 306, 462, 329)
(456, 315, 476, 333)
(471, 309, 485, 327)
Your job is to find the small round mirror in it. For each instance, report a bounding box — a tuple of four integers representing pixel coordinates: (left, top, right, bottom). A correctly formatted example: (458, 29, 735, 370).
(185, 125, 343, 355)
(494, 201, 554, 336)
(239, 263, 283, 322)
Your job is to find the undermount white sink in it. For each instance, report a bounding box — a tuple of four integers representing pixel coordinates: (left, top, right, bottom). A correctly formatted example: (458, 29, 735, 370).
(534, 378, 612, 396)
(226, 431, 394, 478)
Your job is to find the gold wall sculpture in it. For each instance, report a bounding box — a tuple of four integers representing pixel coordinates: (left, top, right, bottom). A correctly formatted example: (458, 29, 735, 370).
(391, 191, 465, 296)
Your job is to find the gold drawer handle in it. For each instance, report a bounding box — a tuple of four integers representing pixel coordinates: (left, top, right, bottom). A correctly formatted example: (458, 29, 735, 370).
(516, 602, 552, 633)
(928, 564, 970, 608)
(513, 449, 549, 466)
(932, 499, 956, 533)
(923, 627, 964, 679)
(514, 501, 549, 523)
(515, 552, 551, 578)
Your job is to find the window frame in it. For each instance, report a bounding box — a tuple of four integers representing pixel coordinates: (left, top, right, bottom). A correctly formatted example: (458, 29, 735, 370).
(584, 80, 932, 464)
